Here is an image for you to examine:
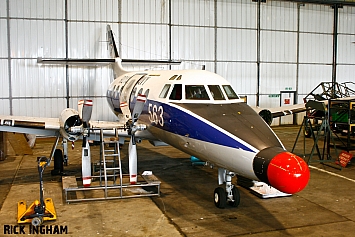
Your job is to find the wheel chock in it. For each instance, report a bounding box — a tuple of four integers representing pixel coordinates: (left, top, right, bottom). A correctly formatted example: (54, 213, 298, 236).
(17, 198, 57, 226)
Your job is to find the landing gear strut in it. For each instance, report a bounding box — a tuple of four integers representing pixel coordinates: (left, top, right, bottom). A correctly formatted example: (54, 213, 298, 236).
(214, 168, 240, 209)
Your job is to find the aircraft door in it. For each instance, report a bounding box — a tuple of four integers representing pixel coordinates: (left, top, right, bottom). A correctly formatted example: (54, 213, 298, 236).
(119, 74, 146, 118)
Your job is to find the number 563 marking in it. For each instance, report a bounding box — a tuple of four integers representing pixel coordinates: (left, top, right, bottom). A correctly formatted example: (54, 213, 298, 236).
(148, 103, 164, 126)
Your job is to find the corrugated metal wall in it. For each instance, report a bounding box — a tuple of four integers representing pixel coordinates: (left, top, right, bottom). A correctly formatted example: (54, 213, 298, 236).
(1, 0, 355, 124)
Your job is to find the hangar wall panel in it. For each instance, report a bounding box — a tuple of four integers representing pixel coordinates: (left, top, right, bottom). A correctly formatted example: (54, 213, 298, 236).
(0, 0, 6, 17)
(217, 28, 257, 62)
(216, 62, 257, 98)
(121, 24, 169, 59)
(11, 59, 66, 98)
(68, 0, 119, 22)
(68, 22, 112, 58)
(337, 34, 355, 64)
(9, 0, 64, 19)
(0, 60, 9, 97)
(12, 98, 66, 118)
(336, 65, 355, 83)
(10, 20, 65, 58)
(260, 1, 297, 31)
(171, 26, 215, 60)
(68, 66, 111, 97)
(337, 6, 355, 83)
(339, 6, 355, 34)
(260, 31, 297, 63)
(298, 64, 332, 94)
(217, 0, 256, 28)
(122, 0, 168, 23)
(0, 19, 7, 57)
(171, 0, 215, 26)
(299, 4, 333, 33)
(0, 100, 10, 115)
(260, 64, 297, 94)
(299, 33, 333, 64)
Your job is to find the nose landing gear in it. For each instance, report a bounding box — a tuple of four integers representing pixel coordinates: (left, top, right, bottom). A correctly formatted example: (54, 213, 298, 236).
(214, 168, 240, 209)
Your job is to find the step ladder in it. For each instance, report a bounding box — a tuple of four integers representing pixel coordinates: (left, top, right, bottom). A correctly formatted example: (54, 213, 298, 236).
(99, 128, 123, 198)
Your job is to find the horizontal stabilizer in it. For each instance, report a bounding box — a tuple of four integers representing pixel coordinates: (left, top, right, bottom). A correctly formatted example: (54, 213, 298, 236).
(37, 57, 181, 66)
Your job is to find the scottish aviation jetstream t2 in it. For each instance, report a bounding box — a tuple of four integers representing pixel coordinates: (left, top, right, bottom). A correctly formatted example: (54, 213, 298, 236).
(0, 25, 310, 208)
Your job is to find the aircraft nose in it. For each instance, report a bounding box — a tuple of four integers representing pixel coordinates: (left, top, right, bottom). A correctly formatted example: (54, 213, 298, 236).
(253, 147, 310, 194)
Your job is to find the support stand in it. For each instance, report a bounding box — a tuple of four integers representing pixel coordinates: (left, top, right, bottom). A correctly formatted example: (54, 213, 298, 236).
(292, 101, 342, 169)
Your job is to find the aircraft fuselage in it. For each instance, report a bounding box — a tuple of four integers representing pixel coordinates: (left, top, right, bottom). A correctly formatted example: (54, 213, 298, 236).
(106, 68, 310, 195)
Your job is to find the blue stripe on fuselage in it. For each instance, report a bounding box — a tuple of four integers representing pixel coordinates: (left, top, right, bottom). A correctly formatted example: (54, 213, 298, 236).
(137, 100, 254, 152)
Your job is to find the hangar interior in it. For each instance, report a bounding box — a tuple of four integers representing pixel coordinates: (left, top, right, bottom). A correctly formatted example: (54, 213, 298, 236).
(1, 0, 355, 236)
(1, 0, 355, 125)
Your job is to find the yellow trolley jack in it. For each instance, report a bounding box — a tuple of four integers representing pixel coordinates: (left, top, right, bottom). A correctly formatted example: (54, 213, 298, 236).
(17, 157, 57, 226)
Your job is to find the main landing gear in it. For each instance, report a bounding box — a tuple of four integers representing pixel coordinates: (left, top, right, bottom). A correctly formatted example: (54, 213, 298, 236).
(214, 168, 240, 209)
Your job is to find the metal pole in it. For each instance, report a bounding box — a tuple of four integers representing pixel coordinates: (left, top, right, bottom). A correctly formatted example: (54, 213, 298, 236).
(332, 4, 339, 84)
(256, 0, 261, 107)
(65, 0, 70, 108)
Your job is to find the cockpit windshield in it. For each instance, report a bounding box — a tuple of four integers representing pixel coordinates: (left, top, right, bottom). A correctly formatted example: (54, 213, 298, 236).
(185, 85, 209, 100)
(208, 85, 225, 100)
(222, 85, 239, 99)
(162, 83, 239, 102)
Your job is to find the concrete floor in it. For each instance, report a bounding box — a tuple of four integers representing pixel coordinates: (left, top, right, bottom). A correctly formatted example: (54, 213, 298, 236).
(1, 125, 355, 236)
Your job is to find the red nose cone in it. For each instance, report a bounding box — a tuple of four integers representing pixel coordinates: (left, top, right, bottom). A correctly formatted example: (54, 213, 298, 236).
(267, 152, 310, 194)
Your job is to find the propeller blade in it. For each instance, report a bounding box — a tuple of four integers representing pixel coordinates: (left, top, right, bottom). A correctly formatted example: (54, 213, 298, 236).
(128, 135, 137, 184)
(78, 99, 93, 125)
(131, 89, 149, 123)
(127, 89, 149, 185)
(81, 136, 91, 187)
(120, 102, 131, 121)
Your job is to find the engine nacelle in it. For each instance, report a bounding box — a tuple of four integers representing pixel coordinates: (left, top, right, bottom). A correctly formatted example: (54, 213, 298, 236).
(59, 108, 82, 141)
(258, 109, 273, 125)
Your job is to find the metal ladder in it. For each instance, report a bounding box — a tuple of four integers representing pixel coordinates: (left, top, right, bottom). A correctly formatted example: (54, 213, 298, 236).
(99, 128, 123, 198)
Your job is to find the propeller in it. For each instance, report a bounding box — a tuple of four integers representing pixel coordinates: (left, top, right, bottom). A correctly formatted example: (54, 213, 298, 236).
(78, 99, 93, 187)
(127, 90, 149, 184)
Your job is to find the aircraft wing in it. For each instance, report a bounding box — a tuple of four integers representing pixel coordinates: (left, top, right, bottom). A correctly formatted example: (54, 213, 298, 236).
(0, 115, 128, 138)
(263, 103, 307, 118)
(265, 95, 355, 118)
(253, 95, 355, 124)
(0, 115, 60, 136)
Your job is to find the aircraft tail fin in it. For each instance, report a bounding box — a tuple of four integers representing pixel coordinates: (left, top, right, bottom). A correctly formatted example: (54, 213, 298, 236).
(106, 25, 119, 58)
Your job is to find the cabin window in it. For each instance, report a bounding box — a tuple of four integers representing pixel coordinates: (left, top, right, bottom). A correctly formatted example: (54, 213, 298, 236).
(169, 84, 182, 100)
(185, 85, 209, 100)
(208, 85, 225, 100)
(222, 85, 239, 99)
(169, 75, 178, 80)
(159, 84, 171, 98)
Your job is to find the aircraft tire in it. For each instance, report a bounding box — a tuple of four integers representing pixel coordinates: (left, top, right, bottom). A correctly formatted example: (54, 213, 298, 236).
(228, 187, 240, 207)
(304, 126, 312, 138)
(51, 149, 63, 176)
(214, 187, 226, 209)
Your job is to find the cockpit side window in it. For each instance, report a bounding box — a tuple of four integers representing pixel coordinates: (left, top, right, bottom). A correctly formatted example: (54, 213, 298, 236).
(208, 85, 225, 100)
(159, 84, 171, 98)
(169, 84, 182, 100)
(185, 85, 209, 100)
(222, 85, 239, 99)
